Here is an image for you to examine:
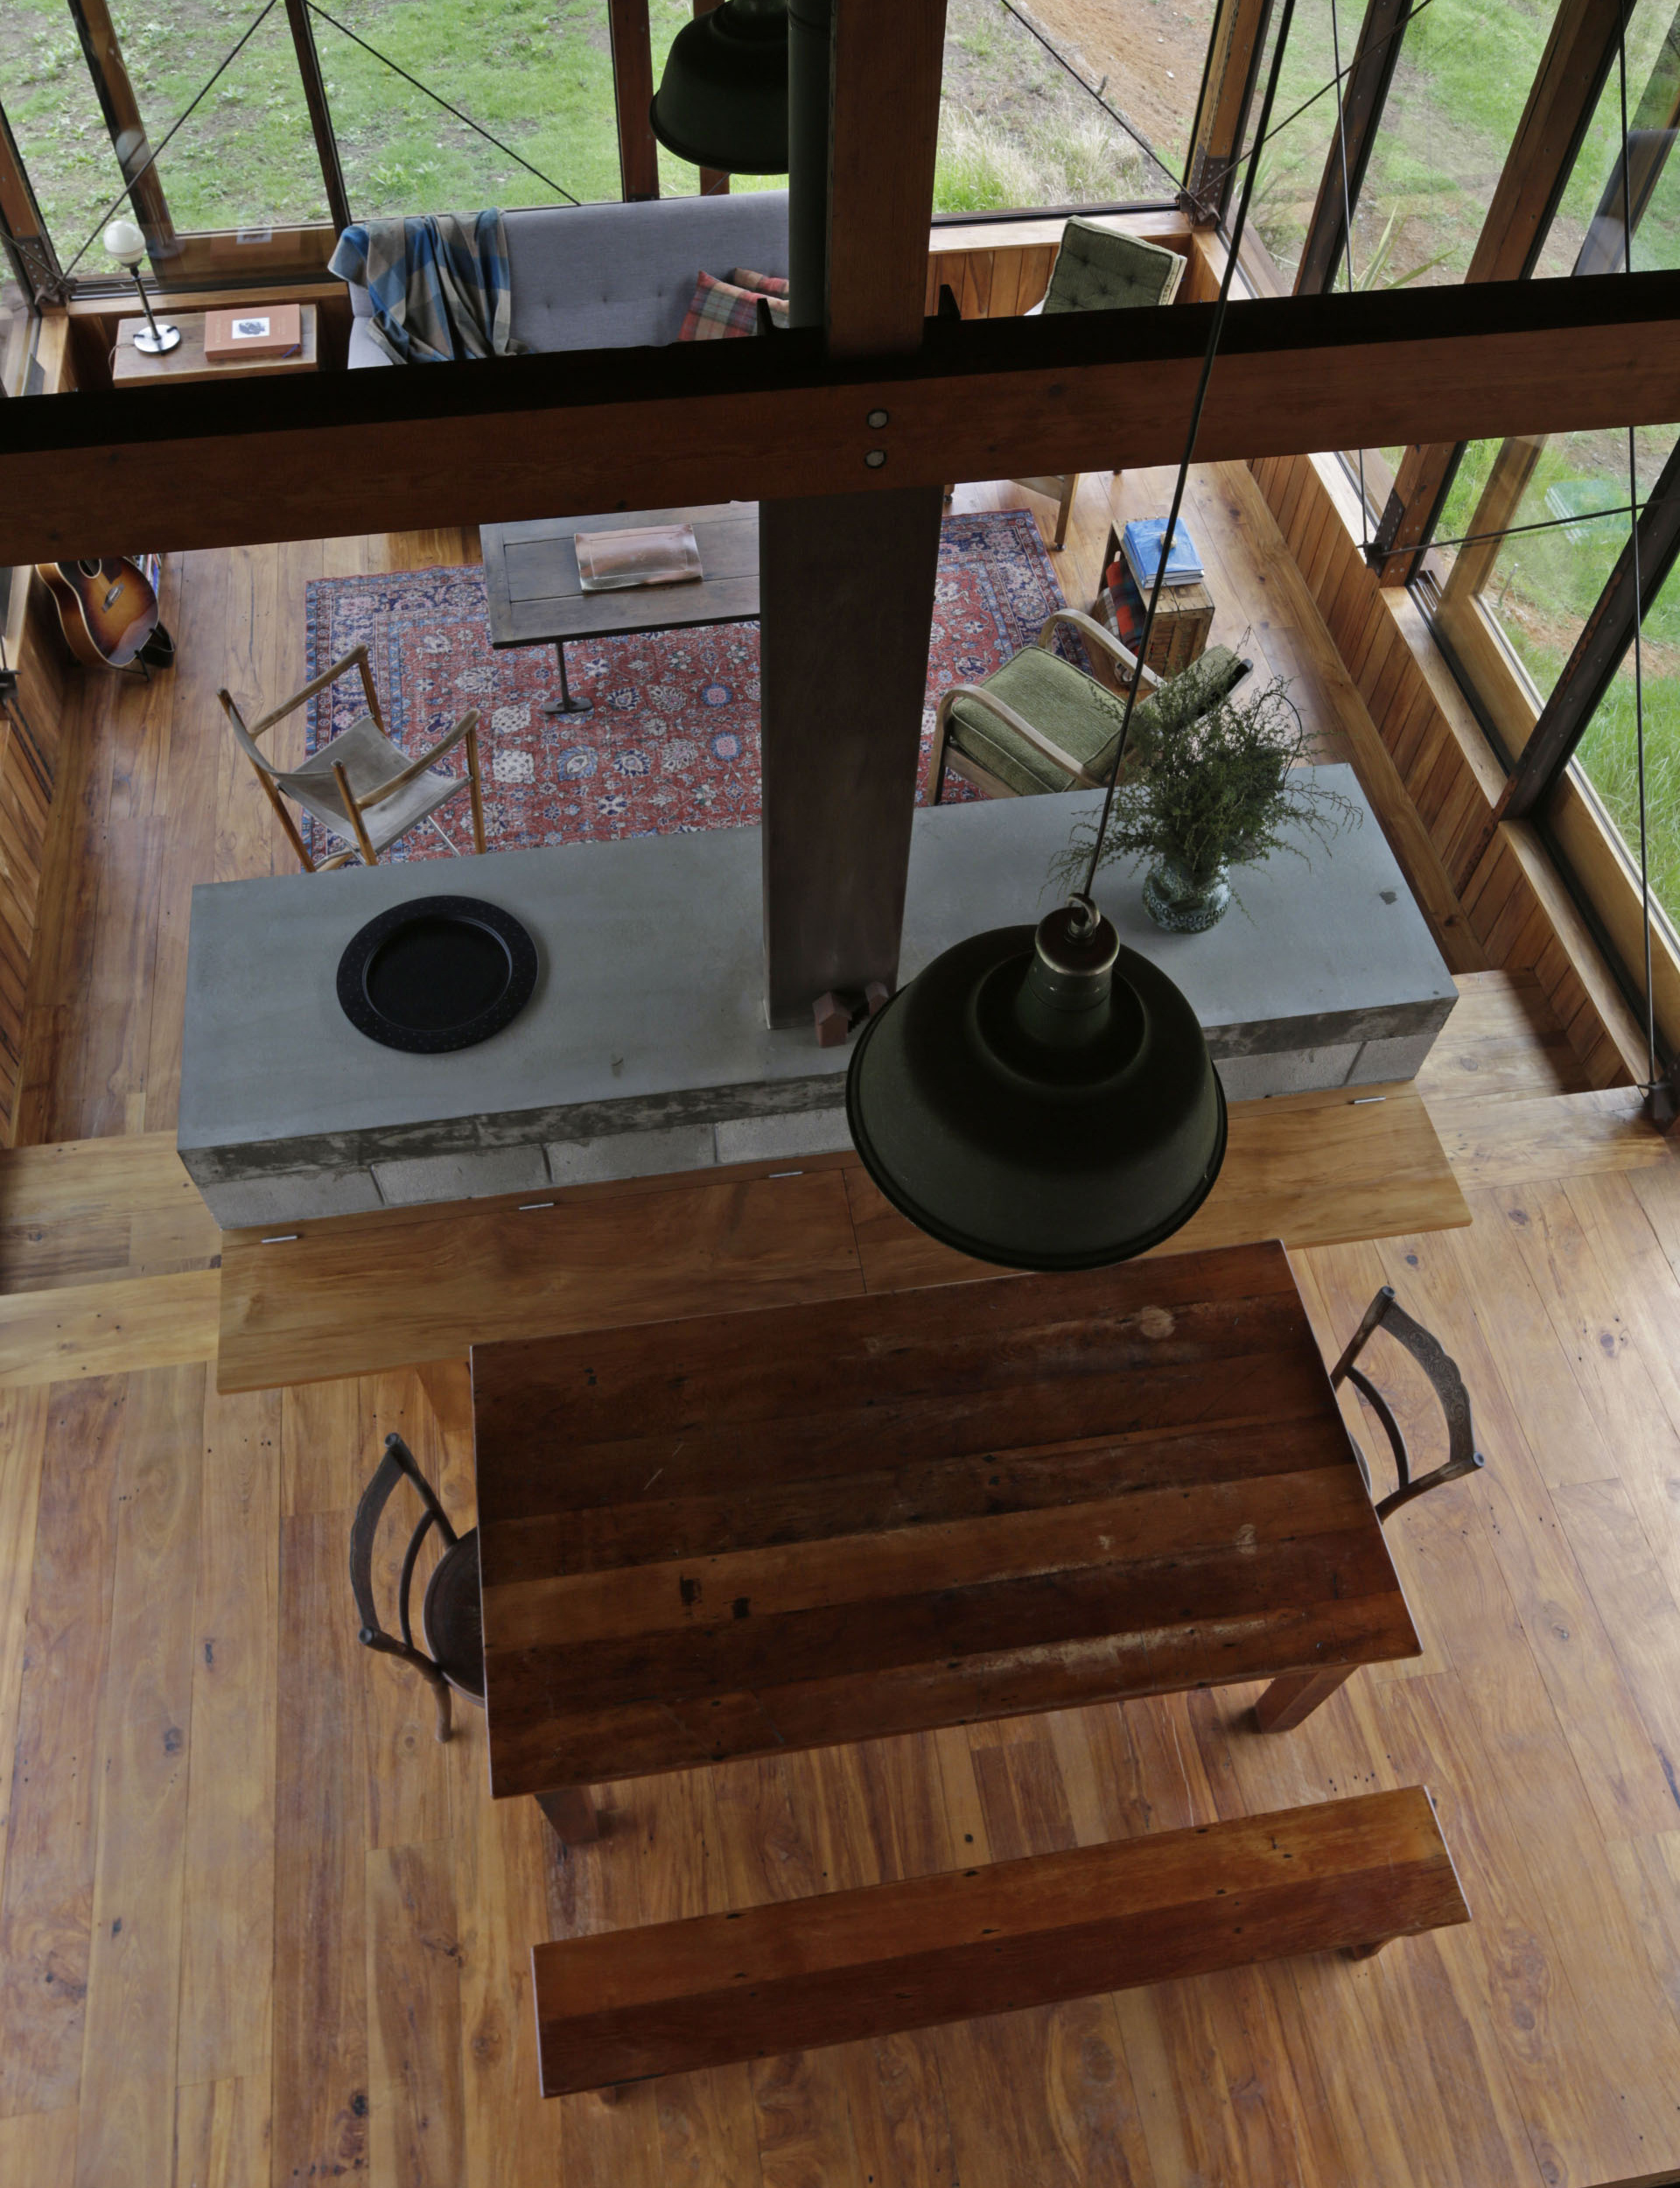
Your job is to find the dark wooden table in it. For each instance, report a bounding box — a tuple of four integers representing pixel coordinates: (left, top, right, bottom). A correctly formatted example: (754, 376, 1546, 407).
(470, 1239, 1421, 1806)
(479, 502, 759, 716)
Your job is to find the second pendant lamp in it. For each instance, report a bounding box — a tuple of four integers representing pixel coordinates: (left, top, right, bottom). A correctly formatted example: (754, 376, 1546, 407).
(648, 0, 790, 174)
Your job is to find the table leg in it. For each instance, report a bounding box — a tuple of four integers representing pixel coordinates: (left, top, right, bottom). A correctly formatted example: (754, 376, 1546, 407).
(535, 1785, 600, 1844)
(1253, 1666, 1354, 1733)
(542, 638, 593, 718)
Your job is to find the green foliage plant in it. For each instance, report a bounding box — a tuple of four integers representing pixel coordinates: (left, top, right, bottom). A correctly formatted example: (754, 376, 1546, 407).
(1050, 663, 1361, 908)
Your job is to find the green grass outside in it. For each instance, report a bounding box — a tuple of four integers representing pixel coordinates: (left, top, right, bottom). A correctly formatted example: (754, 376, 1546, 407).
(0, 0, 1159, 262)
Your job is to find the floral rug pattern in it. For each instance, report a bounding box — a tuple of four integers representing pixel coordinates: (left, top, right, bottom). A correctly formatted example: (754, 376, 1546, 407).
(303, 508, 1065, 859)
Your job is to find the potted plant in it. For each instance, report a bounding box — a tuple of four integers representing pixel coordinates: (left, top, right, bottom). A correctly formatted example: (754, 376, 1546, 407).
(1051, 667, 1360, 932)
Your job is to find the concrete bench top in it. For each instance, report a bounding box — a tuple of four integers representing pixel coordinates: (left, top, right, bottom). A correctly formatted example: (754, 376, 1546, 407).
(178, 768, 1456, 1222)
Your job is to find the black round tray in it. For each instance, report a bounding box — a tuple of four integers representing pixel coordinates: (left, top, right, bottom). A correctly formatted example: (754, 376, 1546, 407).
(336, 894, 537, 1054)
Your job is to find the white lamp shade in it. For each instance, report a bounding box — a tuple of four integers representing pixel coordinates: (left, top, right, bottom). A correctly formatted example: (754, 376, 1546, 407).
(103, 217, 146, 263)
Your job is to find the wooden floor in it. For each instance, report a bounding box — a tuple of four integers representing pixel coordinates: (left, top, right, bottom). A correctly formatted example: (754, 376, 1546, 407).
(2, 484, 1677, 2187)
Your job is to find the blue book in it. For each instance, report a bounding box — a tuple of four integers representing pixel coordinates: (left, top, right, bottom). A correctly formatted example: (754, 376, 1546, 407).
(1119, 517, 1203, 593)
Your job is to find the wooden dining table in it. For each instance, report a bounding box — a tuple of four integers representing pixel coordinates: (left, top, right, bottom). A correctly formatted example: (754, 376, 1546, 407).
(469, 1238, 1422, 1813)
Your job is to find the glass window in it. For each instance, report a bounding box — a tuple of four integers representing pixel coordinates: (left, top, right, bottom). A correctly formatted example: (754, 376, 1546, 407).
(1570, 576, 1680, 933)
(318, 0, 618, 219)
(0, 1, 128, 276)
(1432, 426, 1672, 719)
(1347, 0, 1562, 288)
(1536, 0, 1680, 277)
(0, 251, 28, 396)
(935, 0, 1182, 215)
(1242, 0, 1347, 286)
(100, 0, 339, 236)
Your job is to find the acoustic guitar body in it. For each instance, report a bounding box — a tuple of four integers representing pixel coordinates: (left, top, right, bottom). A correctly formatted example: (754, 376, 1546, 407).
(37, 557, 160, 670)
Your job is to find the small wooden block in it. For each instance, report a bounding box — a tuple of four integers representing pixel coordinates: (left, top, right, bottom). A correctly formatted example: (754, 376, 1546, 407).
(530, 1787, 1468, 2094)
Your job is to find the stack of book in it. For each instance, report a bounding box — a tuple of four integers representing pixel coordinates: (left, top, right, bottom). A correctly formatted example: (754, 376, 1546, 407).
(1112, 517, 1203, 596)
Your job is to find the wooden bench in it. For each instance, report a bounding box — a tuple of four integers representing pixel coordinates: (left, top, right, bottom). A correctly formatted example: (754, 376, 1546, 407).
(530, 1787, 1468, 2096)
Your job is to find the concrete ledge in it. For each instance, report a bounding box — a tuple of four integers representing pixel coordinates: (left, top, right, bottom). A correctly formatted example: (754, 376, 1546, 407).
(179, 770, 1456, 1224)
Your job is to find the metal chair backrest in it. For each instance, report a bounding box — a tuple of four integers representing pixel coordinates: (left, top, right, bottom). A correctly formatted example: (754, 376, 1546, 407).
(350, 1431, 466, 1740)
(1330, 1286, 1487, 1523)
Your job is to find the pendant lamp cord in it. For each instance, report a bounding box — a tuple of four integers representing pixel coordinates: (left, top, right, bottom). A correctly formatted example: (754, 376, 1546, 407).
(1074, 0, 1301, 917)
(1614, 0, 1658, 1090)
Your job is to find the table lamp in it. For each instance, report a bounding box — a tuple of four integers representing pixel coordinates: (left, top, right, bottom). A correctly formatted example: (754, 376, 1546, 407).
(103, 217, 180, 355)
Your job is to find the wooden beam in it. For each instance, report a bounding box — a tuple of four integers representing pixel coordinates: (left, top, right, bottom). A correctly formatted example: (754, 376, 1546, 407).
(1294, 0, 1410, 296)
(1185, 0, 1275, 221)
(1375, 0, 1632, 579)
(64, 0, 176, 261)
(283, 0, 352, 236)
(608, 0, 661, 202)
(5, 273, 1680, 563)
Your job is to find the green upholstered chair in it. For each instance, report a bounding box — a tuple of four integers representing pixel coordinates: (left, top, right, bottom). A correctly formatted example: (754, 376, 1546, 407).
(928, 609, 1250, 803)
(1012, 220, 1188, 548)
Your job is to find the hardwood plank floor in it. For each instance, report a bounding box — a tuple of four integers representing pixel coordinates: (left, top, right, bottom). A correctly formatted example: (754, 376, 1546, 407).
(3, 508, 1678, 2184)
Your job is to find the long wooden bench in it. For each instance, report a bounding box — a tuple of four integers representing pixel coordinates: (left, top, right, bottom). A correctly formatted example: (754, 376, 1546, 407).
(531, 1787, 1468, 2096)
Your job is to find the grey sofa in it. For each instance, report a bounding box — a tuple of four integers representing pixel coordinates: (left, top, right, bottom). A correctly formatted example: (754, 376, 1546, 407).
(343, 190, 791, 367)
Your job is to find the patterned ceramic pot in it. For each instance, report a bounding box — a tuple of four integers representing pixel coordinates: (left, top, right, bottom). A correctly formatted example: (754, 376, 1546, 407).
(1142, 857, 1232, 933)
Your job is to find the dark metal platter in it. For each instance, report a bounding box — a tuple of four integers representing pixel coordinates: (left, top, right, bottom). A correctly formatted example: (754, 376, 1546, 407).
(337, 894, 537, 1054)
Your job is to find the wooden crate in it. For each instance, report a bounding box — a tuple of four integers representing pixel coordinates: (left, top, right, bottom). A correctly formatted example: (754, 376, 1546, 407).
(1088, 521, 1214, 684)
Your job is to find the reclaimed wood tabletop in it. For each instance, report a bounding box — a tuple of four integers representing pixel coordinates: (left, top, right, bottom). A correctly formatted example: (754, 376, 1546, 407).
(471, 1238, 1421, 1802)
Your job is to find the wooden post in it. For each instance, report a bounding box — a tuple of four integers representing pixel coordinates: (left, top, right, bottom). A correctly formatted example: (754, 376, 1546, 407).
(759, 487, 946, 1022)
(283, 0, 352, 236)
(1184, 0, 1275, 224)
(608, 0, 661, 202)
(65, 0, 177, 263)
(0, 103, 63, 306)
(758, 0, 948, 1026)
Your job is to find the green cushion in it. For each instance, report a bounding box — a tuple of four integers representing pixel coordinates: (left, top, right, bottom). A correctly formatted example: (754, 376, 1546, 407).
(1041, 218, 1186, 314)
(947, 643, 1250, 797)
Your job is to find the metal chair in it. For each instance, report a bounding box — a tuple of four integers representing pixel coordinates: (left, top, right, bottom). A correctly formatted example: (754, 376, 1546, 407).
(351, 1431, 482, 1743)
(349, 1433, 601, 1843)
(220, 642, 486, 872)
(1332, 1287, 1487, 1522)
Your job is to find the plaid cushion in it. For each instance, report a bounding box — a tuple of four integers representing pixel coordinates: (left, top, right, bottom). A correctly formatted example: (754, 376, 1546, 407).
(679, 270, 790, 340)
(729, 266, 790, 298)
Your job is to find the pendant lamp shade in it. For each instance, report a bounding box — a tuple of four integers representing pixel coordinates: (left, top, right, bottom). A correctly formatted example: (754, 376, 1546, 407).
(649, 0, 790, 173)
(846, 901, 1227, 1271)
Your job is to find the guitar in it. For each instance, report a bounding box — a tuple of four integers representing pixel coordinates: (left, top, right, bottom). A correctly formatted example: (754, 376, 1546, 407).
(36, 556, 160, 670)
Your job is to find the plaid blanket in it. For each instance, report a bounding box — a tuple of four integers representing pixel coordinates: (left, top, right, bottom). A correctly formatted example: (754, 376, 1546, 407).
(329, 212, 516, 365)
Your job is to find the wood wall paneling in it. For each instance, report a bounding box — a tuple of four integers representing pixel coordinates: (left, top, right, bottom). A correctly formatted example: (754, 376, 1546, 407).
(1248, 448, 1647, 1086)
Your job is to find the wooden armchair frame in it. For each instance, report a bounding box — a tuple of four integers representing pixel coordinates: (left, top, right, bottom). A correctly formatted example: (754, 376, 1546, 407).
(219, 642, 486, 872)
(929, 607, 1162, 803)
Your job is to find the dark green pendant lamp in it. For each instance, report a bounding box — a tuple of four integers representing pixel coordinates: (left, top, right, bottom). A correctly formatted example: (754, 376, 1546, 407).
(649, 0, 790, 173)
(847, 0, 1301, 1273)
(846, 898, 1226, 1269)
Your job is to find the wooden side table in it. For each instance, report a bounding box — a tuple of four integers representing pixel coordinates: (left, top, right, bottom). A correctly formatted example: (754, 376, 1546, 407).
(1089, 520, 1214, 684)
(111, 303, 318, 387)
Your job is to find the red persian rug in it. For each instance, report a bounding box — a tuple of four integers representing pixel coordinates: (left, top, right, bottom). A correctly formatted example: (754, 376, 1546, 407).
(303, 508, 1065, 859)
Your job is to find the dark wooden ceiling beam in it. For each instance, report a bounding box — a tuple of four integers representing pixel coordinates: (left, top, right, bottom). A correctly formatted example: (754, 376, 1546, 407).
(4, 272, 1680, 562)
